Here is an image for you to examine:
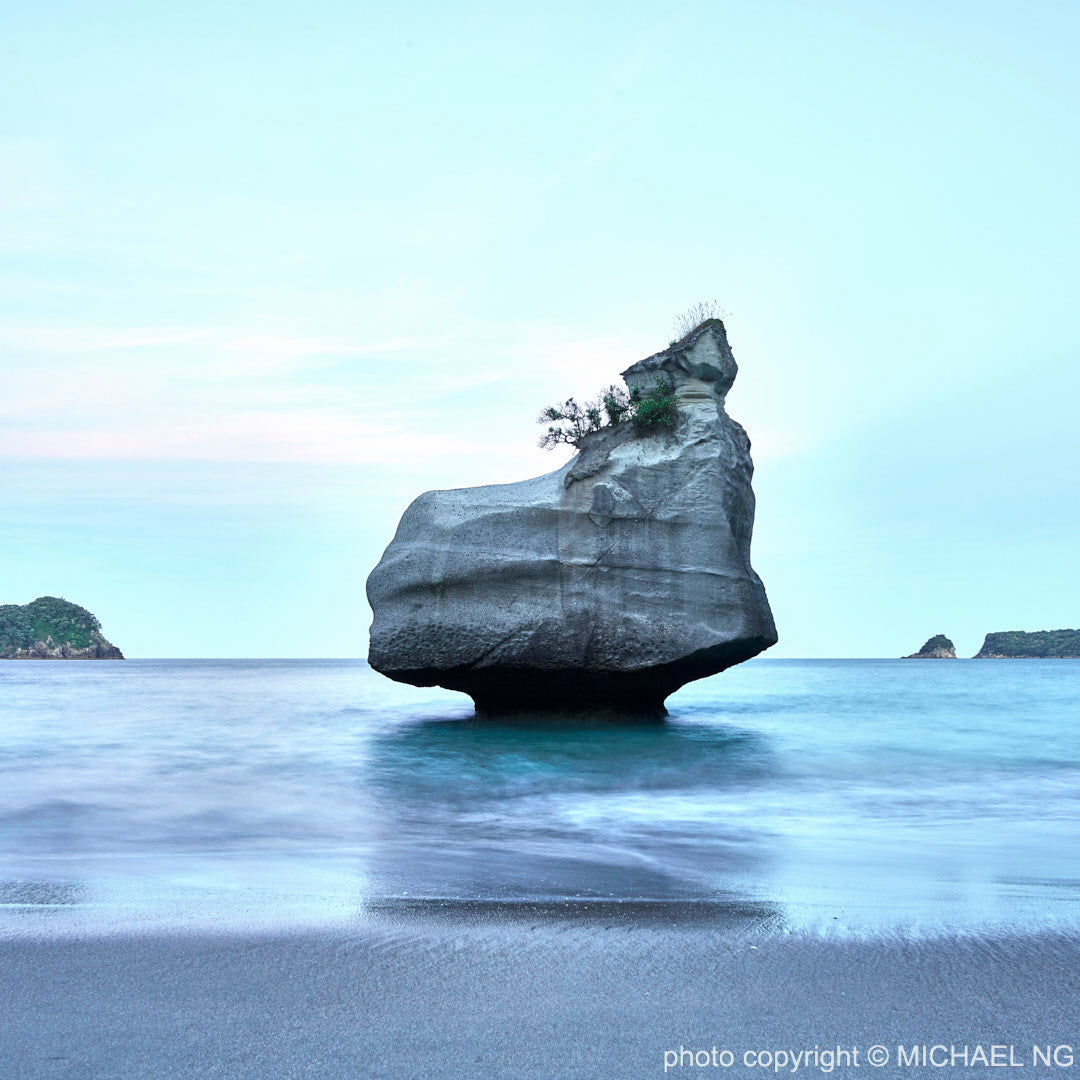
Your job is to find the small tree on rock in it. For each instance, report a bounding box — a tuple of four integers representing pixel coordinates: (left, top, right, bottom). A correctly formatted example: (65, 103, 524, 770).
(538, 379, 677, 449)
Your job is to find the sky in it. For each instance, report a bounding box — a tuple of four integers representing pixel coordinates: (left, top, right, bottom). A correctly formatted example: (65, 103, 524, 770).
(2, 0, 1078, 658)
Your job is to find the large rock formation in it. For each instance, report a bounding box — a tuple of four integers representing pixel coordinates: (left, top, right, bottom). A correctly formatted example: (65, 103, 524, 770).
(366, 321, 776, 714)
(0, 596, 124, 659)
(903, 634, 957, 659)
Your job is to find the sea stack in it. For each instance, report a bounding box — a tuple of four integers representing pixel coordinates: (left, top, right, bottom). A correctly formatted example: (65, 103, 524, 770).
(902, 635, 957, 659)
(366, 320, 777, 715)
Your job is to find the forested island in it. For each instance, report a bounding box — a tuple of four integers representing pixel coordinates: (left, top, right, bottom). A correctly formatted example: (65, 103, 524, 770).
(903, 635, 957, 659)
(0, 597, 124, 659)
(974, 629, 1080, 659)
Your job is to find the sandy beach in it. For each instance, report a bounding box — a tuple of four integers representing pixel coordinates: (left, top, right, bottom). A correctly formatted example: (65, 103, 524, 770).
(4, 911, 1078, 1080)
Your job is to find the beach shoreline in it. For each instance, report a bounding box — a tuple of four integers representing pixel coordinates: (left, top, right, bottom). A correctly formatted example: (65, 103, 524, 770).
(4, 919, 1078, 1079)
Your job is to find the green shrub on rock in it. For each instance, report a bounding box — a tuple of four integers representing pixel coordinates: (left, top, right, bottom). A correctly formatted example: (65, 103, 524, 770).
(538, 379, 678, 449)
(630, 378, 678, 432)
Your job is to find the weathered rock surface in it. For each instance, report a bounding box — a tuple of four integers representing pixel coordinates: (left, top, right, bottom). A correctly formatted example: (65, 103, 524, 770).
(903, 634, 957, 659)
(0, 596, 124, 659)
(366, 321, 777, 714)
(7, 639, 124, 660)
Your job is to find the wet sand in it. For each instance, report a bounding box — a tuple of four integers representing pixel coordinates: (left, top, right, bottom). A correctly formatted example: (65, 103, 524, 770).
(3, 912, 1078, 1079)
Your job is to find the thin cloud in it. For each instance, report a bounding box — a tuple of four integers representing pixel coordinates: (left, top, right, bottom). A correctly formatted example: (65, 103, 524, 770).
(0, 326, 212, 352)
(0, 410, 518, 464)
(0, 321, 805, 469)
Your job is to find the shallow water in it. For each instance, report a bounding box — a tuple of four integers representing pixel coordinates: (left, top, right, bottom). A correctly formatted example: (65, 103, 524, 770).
(1, 658, 1078, 936)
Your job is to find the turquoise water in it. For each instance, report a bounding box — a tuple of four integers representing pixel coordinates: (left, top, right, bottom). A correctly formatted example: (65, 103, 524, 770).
(1, 658, 1078, 936)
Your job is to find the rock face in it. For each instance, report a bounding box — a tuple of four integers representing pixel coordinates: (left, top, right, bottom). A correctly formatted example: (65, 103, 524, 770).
(974, 629, 1080, 658)
(903, 634, 957, 659)
(0, 596, 124, 659)
(366, 321, 777, 715)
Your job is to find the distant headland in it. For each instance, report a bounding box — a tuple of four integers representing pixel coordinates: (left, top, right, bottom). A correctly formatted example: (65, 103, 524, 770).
(974, 629, 1080, 659)
(903, 629, 1079, 659)
(0, 597, 124, 660)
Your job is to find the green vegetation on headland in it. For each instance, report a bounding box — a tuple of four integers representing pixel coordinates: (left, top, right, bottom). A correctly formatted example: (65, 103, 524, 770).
(974, 629, 1080, 659)
(0, 597, 124, 659)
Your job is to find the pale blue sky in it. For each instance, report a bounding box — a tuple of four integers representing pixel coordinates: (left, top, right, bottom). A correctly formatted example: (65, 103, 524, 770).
(3, 1, 1078, 657)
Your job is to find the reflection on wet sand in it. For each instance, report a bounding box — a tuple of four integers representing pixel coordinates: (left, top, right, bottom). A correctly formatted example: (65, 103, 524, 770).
(366, 896, 785, 933)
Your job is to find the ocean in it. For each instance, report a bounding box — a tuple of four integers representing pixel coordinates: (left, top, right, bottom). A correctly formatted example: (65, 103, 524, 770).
(2, 658, 1078, 938)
